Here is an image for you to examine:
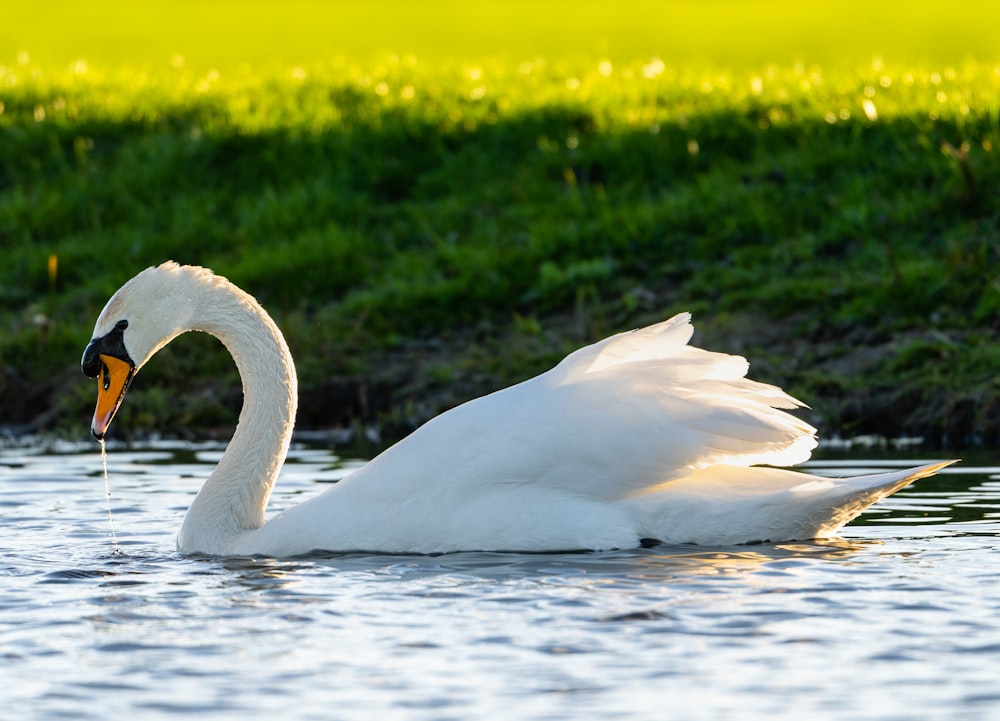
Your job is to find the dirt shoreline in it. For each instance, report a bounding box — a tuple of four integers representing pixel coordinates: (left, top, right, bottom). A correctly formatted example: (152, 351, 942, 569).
(2, 313, 995, 450)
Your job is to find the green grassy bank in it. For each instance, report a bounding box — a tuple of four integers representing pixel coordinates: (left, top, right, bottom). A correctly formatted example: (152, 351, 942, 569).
(1, 54, 998, 448)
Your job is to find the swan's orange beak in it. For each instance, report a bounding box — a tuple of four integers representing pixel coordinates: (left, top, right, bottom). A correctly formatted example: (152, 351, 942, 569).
(90, 354, 135, 440)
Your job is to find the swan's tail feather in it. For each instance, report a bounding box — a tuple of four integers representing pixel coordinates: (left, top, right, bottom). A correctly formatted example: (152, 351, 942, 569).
(629, 460, 957, 545)
(810, 459, 958, 536)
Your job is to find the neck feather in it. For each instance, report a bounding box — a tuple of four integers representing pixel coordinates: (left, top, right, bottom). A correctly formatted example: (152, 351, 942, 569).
(177, 278, 297, 555)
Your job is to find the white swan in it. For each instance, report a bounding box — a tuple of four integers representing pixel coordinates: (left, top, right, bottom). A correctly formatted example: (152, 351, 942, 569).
(81, 262, 952, 556)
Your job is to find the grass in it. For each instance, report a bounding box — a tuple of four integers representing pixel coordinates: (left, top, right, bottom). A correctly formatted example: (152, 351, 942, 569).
(1, 4, 999, 449)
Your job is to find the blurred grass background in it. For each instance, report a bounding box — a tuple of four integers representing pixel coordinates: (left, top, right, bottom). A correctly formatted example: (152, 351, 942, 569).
(1, 1, 998, 448)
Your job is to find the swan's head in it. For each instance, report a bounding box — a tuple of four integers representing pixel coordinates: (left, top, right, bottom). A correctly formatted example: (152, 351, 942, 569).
(81, 262, 204, 439)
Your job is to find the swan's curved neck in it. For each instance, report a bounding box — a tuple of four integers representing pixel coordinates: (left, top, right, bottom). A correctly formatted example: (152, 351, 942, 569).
(177, 280, 297, 555)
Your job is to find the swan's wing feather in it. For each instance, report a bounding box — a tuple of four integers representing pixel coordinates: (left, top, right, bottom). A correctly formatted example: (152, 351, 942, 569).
(543, 313, 817, 486)
(553, 312, 696, 378)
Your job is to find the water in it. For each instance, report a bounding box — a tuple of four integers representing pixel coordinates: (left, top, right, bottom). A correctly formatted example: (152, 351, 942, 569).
(2, 441, 999, 721)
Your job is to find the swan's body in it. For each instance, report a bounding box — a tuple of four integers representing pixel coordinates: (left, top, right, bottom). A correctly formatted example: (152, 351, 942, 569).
(82, 263, 952, 556)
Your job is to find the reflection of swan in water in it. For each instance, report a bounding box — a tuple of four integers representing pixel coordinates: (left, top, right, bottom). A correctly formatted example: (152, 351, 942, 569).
(309, 539, 881, 583)
(210, 538, 875, 590)
(81, 262, 954, 557)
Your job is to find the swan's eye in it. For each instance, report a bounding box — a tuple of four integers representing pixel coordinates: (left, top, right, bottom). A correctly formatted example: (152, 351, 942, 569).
(115, 319, 128, 331)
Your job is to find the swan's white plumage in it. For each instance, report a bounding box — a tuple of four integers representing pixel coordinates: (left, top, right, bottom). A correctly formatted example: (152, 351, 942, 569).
(86, 262, 954, 557)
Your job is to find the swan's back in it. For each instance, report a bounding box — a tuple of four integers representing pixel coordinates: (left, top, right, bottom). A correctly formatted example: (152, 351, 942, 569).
(334, 313, 816, 506)
(238, 310, 953, 554)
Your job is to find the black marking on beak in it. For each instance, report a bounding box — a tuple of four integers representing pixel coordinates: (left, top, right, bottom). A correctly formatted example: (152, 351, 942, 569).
(82, 319, 132, 377)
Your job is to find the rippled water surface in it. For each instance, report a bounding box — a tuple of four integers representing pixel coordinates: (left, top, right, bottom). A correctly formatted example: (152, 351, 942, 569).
(2, 441, 999, 720)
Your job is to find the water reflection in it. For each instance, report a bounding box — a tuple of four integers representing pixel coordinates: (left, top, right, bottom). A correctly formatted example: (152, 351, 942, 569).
(220, 556, 304, 592)
(260, 536, 884, 588)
